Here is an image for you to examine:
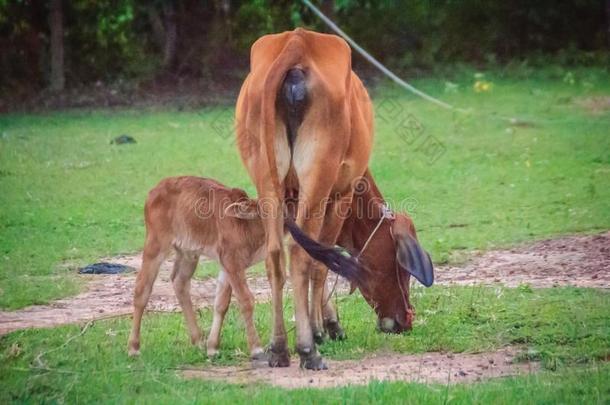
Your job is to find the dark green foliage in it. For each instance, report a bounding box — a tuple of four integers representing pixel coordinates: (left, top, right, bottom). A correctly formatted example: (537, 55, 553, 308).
(0, 0, 608, 94)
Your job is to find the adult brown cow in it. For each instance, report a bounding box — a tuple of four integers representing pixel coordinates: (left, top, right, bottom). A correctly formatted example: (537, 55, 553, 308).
(236, 28, 433, 370)
(236, 28, 371, 370)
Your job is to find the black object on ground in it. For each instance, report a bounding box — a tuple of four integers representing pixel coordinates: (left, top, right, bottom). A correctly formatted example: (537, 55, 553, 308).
(111, 134, 136, 144)
(78, 262, 135, 275)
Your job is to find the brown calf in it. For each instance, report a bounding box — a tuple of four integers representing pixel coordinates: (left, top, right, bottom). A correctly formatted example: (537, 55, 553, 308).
(127, 176, 267, 360)
(128, 174, 434, 359)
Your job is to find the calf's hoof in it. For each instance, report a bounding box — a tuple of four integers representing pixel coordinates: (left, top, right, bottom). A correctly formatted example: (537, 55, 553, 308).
(206, 347, 220, 358)
(298, 347, 328, 370)
(267, 343, 290, 367)
(127, 341, 140, 357)
(325, 320, 347, 341)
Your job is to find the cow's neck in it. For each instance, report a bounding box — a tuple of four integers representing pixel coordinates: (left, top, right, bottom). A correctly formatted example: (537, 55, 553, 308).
(346, 170, 389, 251)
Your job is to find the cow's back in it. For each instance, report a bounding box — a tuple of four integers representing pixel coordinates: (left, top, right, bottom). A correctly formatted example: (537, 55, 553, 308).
(236, 28, 373, 194)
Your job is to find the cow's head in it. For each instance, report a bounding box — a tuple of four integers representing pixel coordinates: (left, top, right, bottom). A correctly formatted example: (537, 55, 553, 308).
(342, 211, 434, 334)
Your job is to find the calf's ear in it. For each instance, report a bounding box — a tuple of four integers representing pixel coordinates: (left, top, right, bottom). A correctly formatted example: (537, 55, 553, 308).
(224, 199, 259, 220)
(393, 227, 434, 287)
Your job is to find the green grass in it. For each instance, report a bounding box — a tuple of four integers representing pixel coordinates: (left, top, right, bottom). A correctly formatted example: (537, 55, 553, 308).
(1, 286, 608, 403)
(1, 67, 609, 308)
(0, 66, 609, 402)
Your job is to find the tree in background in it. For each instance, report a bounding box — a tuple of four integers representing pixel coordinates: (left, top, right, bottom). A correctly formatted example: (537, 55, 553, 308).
(0, 0, 607, 97)
(48, 0, 64, 91)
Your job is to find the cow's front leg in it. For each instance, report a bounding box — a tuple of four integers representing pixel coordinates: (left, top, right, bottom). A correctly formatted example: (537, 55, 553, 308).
(310, 266, 347, 342)
(312, 272, 347, 342)
(309, 189, 353, 343)
(322, 282, 346, 340)
(309, 262, 328, 344)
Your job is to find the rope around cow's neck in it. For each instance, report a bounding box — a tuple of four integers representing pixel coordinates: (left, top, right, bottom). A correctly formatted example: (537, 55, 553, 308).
(323, 203, 395, 309)
(357, 203, 395, 260)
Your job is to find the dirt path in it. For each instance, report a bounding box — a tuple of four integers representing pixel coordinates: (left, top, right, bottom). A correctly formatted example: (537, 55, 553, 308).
(0, 231, 608, 335)
(0, 253, 273, 335)
(436, 231, 610, 288)
(182, 346, 539, 388)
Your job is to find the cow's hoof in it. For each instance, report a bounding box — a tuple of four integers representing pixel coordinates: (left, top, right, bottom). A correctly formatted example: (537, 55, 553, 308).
(298, 347, 328, 370)
(325, 320, 347, 341)
(267, 344, 290, 367)
(313, 330, 326, 345)
(251, 349, 269, 368)
(300, 353, 328, 370)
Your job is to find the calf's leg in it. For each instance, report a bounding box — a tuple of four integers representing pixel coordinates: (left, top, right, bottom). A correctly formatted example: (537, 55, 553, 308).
(171, 249, 203, 348)
(128, 237, 168, 356)
(206, 270, 232, 357)
(220, 259, 264, 360)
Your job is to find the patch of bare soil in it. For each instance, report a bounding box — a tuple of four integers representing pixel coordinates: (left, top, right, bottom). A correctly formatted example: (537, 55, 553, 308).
(575, 96, 610, 115)
(0, 232, 607, 335)
(182, 347, 539, 388)
(0, 253, 272, 336)
(435, 232, 610, 288)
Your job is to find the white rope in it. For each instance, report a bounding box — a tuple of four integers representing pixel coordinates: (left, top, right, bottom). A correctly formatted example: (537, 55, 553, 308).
(323, 203, 393, 309)
(356, 203, 394, 259)
(301, 0, 468, 113)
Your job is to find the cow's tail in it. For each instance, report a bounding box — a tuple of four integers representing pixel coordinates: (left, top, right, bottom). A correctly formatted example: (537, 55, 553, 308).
(262, 36, 363, 284)
(260, 37, 304, 198)
(285, 218, 364, 285)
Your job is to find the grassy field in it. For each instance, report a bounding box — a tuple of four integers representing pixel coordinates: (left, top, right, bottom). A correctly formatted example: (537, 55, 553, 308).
(1, 66, 608, 309)
(0, 66, 609, 402)
(1, 287, 608, 403)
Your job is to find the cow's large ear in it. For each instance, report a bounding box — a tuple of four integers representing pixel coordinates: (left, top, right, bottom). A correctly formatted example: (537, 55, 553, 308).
(224, 199, 259, 220)
(392, 220, 434, 287)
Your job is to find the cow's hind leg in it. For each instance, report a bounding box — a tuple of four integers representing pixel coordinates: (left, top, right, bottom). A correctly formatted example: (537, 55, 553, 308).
(206, 270, 232, 357)
(128, 236, 168, 356)
(171, 249, 204, 349)
(291, 179, 350, 369)
(262, 197, 290, 367)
